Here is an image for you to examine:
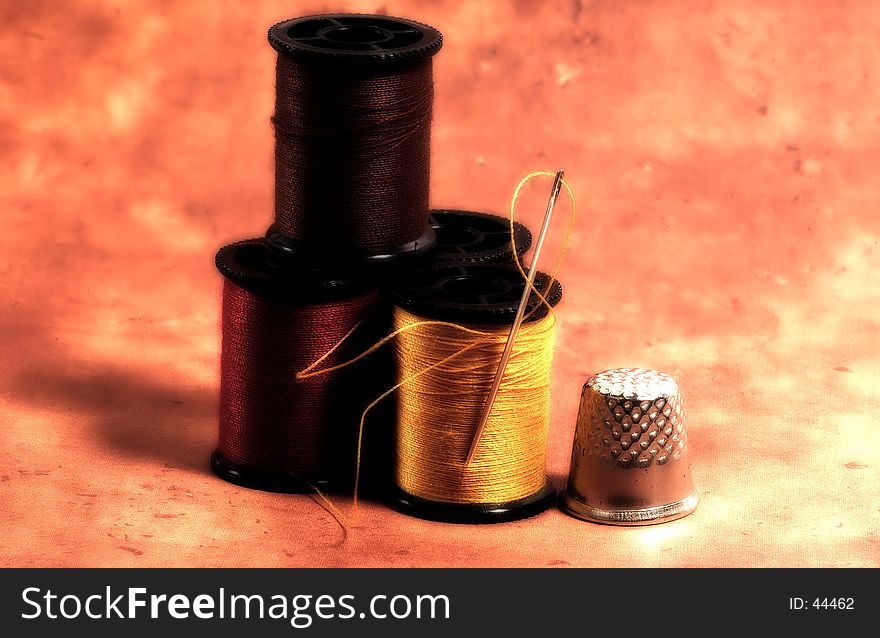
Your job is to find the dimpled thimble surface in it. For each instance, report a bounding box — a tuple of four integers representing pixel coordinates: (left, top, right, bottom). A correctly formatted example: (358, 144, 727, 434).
(560, 368, 698, 525)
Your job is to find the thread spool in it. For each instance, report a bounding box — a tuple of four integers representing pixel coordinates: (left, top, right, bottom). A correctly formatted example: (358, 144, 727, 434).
(212, 239, 392, 493)
(386, 262, 563, 523)
(426, 210, 532, 264)
(265, 13, 443, 265)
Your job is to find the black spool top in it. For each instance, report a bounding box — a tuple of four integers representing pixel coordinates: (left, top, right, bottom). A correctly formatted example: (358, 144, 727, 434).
(268, 13, 443, 65)
(216, 238, 379, 302)
(266, 209, 530, 270)
(389, 262, 563, 325)
(427, 210, 532, 264)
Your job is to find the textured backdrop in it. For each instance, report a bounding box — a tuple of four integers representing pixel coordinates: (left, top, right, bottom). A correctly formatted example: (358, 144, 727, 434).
(2, 0, 878, 567)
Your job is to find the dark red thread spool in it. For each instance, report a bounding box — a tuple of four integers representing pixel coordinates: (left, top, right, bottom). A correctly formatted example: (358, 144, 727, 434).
(265, 14, 443, 265)
(212, 239, 391, 493)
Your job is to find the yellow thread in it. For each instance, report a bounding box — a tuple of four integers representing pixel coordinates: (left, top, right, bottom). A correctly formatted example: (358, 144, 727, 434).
(296, 317, 367, 379)
(308, 483, 350, 527)
(296, 172, 576, 516)
(350, 334, 489, 515)
(394, 307, 556, 503)
(296, 319, 493, 381)
(510, 171, 577, 320)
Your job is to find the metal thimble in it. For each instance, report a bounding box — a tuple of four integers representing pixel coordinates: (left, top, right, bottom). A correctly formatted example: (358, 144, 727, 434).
(560, 368, 698, 525)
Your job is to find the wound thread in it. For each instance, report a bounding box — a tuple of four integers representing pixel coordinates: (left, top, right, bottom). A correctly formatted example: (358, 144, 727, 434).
(217, 278, 385, 485)
(272, 55, 434, 252)
(394, 307, 556, 504)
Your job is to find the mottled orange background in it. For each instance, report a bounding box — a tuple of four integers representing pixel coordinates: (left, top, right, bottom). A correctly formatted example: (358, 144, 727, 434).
(2, 0, 878, 567)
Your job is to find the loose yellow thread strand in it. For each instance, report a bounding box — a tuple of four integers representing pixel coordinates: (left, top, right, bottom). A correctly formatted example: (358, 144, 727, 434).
(510, 171, 577, 321)
(350, 336, 494, 517)
(277, 472, 350, 540)
(307, 486, 350, 545)
(296, 319, 495, 381)
(295, 317, 367, 379)
(297, 172, 575, 382)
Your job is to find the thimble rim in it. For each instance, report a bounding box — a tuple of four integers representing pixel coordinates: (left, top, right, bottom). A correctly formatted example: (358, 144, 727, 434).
(559, 487, 699, 526)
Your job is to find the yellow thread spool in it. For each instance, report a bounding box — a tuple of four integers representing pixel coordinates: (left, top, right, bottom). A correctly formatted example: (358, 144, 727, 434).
(387, 262, 562, 523)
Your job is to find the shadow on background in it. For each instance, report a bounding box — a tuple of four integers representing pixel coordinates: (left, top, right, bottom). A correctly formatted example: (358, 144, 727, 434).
(9, 363, 216, 473)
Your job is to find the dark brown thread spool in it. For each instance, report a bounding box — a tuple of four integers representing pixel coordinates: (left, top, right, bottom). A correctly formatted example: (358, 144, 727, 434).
(265, 14, 443, 265)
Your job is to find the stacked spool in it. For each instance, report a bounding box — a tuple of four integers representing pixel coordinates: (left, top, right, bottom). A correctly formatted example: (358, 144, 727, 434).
(213, 13, 562, 523)
(213, 13, 445, 493)
(264, 14, 441, 264)
(387, 263, 563, 523)
(213, 239, 387, 492)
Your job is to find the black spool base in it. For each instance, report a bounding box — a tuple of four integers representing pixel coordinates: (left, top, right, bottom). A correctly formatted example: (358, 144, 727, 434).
(210, 450, 335, 495)
(389, 479, 557, 524)
(265, 224, 437, 270)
